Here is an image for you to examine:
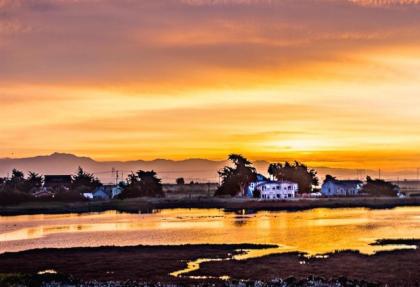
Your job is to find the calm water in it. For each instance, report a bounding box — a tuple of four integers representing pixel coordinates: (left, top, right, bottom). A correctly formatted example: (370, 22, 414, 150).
(1, 207, 419, 255)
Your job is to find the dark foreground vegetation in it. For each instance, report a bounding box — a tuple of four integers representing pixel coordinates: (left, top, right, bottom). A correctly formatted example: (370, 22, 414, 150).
(0, 240, 418, 286)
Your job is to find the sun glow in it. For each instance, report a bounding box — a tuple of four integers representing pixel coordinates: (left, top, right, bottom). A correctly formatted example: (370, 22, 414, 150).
(0, 0, 420, 170)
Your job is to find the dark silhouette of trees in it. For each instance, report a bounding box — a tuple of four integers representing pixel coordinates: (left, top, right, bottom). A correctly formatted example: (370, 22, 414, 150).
(27, 172, 43, 187)
(215, 154, 256, 196)
(361, 176, 398, 197)
(71, 167, 102, 193)
(9, 169, 25, 191)
(176, 177, 185, 185)
(0, 169, 43, 194)
(253, 188, 261, 198)
(21, 172, 43, 193)
(120, 170, 164, 198)
(324, 174, 337, 183)
(0, 169, 43, 205)
(267, 161, 319, 193)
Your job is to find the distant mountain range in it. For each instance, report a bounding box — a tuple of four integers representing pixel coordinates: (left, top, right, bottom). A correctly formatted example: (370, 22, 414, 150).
(0, 153, 414, 184)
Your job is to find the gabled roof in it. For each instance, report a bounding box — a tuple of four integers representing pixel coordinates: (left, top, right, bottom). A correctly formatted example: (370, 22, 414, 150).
(255, 173, 268, 182)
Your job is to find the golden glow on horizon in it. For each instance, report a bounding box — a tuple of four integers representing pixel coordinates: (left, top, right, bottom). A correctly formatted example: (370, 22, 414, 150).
(1, 0, 420, 170)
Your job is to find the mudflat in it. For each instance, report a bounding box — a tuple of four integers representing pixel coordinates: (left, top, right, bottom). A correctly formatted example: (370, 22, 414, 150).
(0, 240, 418, 286)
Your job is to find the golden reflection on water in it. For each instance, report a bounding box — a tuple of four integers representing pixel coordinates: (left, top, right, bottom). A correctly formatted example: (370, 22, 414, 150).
(1, 207, 419, 255)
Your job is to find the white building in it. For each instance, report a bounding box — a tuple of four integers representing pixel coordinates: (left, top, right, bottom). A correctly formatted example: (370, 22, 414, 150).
(257, 181, 298, 200)
(321, 180, 363, 197)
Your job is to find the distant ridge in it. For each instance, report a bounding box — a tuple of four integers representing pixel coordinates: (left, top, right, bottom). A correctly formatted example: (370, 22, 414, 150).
(0, 153, 229, 184)
(0, 153, 411, 184)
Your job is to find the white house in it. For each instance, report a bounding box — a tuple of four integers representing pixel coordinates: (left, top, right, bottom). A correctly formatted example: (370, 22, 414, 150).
(257, 181, 298, 200)
(321, 179, 363, 197)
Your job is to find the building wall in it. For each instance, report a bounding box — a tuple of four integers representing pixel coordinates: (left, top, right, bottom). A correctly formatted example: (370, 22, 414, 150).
(259, 182, 297, 200)
(321, 182, 361, 196)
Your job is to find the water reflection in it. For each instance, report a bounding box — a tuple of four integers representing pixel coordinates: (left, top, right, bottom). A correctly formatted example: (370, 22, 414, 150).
(0, 207, 419, 255)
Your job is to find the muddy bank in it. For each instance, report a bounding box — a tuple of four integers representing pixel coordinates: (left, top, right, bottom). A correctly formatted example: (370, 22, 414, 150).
(1, 197, 420, 216)
(0, 244, 274, 284)
(0, 241, 418, 286)
(0, 273, 381, 287)
(192, 240, 420, 286)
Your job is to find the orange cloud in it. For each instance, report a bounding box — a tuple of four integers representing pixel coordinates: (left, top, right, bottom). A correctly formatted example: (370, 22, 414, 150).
(0, 0, 420, 170)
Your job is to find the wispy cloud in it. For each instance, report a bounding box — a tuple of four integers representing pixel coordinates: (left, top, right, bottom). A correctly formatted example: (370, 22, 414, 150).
(0, 0, 420, 168)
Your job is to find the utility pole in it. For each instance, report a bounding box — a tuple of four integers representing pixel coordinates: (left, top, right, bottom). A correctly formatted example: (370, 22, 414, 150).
(379, 169, 381, 180)
(111, 168, 115, 185)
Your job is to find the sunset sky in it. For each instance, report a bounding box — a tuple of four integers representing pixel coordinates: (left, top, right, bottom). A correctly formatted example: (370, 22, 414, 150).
(1, 0, 420, 170)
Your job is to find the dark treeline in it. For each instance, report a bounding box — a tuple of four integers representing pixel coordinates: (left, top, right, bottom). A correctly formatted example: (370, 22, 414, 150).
(361, 176, 399, 196)
(0, 167, 101, 205)
(0, 167, 164, 205)
(0, 154, 401, 205)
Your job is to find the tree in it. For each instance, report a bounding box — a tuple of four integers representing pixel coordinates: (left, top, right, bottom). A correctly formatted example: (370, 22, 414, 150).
(361, 176, 398, 197)
(10, 169, 25, 190)
(176, 177, 185, 185)
(267, 161, 318, 193)
(0, 169, 26, 192)
(120, 170, 164, 198)
(21, 172, 43, 193)
(0, 169, 37, 204)
(253, 188, 261, 198)
(71, 167, 102, 193)
(324, 174, 337, 183)
(215, 154, 256, 196)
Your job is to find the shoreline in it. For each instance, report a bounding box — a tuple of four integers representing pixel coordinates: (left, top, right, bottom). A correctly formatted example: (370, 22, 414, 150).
(1, 196, 420, 216)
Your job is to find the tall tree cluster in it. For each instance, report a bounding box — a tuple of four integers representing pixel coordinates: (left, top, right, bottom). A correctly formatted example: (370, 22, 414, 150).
(71, 167, 102, 193)
(0, 169, 43, 194)
(216, 154, 256, 196)
(267, 161, 319, 193)
(361, 176, 398, 197)
(119, 170, 164, 198)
